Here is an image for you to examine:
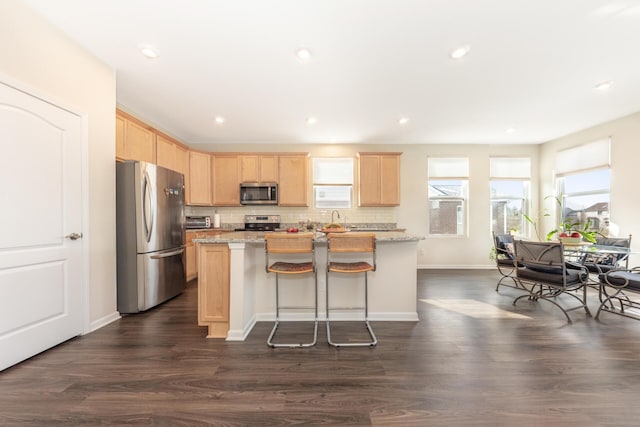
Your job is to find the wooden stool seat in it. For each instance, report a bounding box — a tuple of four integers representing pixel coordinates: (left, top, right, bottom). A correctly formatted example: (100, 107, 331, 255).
(328, 261, 374, 273)
(268, 261, 314, 274)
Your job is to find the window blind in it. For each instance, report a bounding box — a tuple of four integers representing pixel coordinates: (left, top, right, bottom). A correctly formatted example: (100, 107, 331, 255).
(313, 157, 353, 184)
(428, 157, 469, 178)
(555, 138, 610, 175)
(490, 157, 531, 179)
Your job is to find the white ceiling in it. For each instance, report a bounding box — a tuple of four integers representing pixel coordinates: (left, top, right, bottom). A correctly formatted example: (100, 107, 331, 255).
(24, 0, 640, 145)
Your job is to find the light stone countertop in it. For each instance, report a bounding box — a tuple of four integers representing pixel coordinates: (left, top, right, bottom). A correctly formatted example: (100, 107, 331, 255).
(193, 230, 423, 244)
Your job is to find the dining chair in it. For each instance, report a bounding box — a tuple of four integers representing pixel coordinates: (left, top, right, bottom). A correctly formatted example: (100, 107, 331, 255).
(596, 266, 640, 320)
(325, 232, 377, 348)
(264, 232, 318, 348)
(513, 240, 591, 322)
(492, 232, 520, 291)
(581, 234, 632, 274)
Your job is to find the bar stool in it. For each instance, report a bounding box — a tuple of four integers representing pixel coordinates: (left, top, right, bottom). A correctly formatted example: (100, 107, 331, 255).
(325, 232, 377, 348)
(264, 232, 318, 348)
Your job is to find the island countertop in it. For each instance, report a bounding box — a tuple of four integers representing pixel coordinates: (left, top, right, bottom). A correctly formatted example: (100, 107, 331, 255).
(193, 230, 423, 244)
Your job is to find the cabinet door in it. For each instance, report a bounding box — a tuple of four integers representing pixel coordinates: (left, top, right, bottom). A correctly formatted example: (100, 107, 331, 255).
(125, 120, 156, 163)
(189, 151, 212, 205)
(212, 155, 240, 206)
(278, 154, 309, 206)
(115, 115, 125, 161)
(380, 154, 400, 205)
(259, 155, 279, 182)
(358, 153, 401, 206)
(156, 135, 176, 171)
(198, 244, 230, 338)
(175, 145, 188, 176)
(358, 155, 381, 206)
(239, 155, 259, 183)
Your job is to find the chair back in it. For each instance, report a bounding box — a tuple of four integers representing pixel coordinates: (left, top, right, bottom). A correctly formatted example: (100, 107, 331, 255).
(493, 232, 515, 260)
(584, 234, 632, 271)
(327, 232, 375, 253)
(514, 240, 564, 274)
(265, 232, 314, 254)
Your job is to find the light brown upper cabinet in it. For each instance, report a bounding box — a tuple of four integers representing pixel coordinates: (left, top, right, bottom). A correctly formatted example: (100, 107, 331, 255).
(357, 152, 401, 206)
(115, 115, 126, 161)
(119, 116, 156, 164)
(188, 151, 212, 206)
(156, 135, 188, 176)
(175, 145, 188, 177)
(212, 155, 241, 206)
(239, 155, 279, 183)
(278, 154, 309, 206)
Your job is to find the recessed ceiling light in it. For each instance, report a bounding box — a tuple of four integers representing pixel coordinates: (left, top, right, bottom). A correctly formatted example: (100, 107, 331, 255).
(449, 45, 470, 60)
(306, 116, 317, 125)
(506, 127, 516, 133)
(296, 48, 312, 61)
(398, 117, 409, 125)
(139, 45, 159, 59)
(214, 116, 225, 124)
(594, 80, 614, 91)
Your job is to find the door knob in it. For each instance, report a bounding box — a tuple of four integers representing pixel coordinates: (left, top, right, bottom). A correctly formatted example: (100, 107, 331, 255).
(65, 232, 83, 240)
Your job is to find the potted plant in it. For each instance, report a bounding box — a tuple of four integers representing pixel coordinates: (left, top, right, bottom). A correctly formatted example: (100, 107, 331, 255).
(546, 218, 599, 243)
(524, 195, 600, 243)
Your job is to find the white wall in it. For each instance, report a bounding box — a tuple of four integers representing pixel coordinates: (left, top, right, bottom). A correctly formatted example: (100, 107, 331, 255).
(539, 111, 640, 265)
(0, 1, 118, 328)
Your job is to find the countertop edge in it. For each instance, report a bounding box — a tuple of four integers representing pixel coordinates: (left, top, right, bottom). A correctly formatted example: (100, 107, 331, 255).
(193, 231, 424, 244)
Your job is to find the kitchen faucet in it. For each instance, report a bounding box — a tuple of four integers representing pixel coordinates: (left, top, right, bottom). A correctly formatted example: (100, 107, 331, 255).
(331, 210, 340, 224)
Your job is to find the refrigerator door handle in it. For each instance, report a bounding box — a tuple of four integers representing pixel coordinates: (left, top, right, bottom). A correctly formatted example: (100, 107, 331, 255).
(142, 171, 154, 242)
(150, 248, 185, 259)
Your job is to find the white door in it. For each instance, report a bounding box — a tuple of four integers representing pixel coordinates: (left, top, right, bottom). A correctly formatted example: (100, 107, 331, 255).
(0, 81, 84, 371)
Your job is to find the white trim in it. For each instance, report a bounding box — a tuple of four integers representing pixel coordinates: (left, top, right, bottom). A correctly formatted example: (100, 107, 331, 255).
(226, 314, 256, 341)
(80, 113, 91, 334)
(88, 311, 121, 333)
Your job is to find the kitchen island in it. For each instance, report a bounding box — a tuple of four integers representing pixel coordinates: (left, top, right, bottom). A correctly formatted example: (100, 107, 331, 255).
(194, 231, 422, 340)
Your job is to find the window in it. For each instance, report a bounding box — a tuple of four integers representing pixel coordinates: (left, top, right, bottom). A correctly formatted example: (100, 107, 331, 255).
(312, 157, 354, 208)
(555, 138, 611, 236)
(490, 157, 530, 236)
(428, 158, 468, 236)
(558, 168, 610, 235)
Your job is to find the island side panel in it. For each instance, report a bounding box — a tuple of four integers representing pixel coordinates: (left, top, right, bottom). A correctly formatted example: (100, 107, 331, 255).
(198, 244, 230, 338)
(226, 242, 259, 341)
(320, 240, 418, 321)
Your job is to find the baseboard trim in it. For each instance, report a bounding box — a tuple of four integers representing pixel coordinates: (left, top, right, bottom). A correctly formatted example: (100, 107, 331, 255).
(87, 311, 121, 334)
(226, 315, 257, 341)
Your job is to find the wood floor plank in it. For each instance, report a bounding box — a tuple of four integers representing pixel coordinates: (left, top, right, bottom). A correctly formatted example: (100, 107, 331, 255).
(3, 270, 640, 425)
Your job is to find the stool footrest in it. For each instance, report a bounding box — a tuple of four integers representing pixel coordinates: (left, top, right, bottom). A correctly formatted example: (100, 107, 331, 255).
(326, 319, 377, 348)
(267, 319, 318, 348)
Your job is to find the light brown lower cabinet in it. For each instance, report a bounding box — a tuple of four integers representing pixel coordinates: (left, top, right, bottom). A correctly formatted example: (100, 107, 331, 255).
(185, 230, 231, 281)
(197, 244, 229, 338)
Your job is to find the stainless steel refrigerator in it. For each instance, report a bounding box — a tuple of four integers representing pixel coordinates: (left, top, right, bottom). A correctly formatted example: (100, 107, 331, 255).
(116, 161, 186, 313)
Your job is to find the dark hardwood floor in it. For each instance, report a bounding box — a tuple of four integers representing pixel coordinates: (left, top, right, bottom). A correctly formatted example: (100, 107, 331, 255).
(3, 270, 640, 426)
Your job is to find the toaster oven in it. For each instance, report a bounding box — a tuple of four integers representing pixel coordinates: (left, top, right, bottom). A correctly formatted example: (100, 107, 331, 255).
(185, 216, 211, 229)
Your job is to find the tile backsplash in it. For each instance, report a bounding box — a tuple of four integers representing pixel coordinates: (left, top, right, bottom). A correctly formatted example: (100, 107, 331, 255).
(185, 205, 397, 228)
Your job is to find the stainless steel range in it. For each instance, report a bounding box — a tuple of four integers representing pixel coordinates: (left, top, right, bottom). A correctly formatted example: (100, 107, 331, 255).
(236, 214, 281, 232)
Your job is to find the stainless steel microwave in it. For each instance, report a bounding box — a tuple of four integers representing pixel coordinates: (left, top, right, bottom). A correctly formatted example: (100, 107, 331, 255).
(240, 183, 278, 205)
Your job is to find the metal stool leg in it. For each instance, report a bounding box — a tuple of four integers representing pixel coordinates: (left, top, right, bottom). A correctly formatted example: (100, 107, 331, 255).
(267, 271, 318, 348)
(326, 270, 377, 348)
